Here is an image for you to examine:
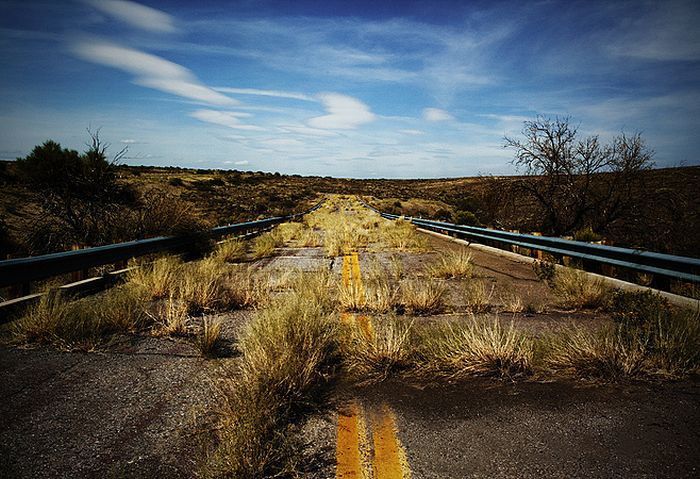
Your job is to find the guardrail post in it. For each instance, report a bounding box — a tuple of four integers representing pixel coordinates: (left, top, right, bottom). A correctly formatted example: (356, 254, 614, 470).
(6, 254, 31, 299)
(651, 274, 671, 292)
(530, 232, 543, 260)
(71, 245, 88, 282)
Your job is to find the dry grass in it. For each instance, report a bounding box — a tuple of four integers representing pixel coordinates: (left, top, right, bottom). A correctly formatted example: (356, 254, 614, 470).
(552, 268, 611, 309)
(462, 280, 494, 313)
(340, 316, 415, 382)
(417, 316, 533, 379)
(398, 279, 446, 315)
(177, 259, 267, 313)
(196, 316, 223, 357)
(429, 249, 473, 279)
(126, 256, 181, 299)
(298, 228, 321, 247)
(338, 280, 365, 311)
(178, 259, 231, 313)
(252, 232, 279, 259)
(212, 239, 247, 263)
(324, 225, 369, 256)
(12, 285, 149, 349)
(547, 302, 700, 379)
(498, 291, 525, 313)
(546, 326, 646, 379)
(274, 222, 305, 244)
(362, 278, 400, 314)
(388, 254, 404, 280)
(151, 294, 189, 336)
(204, 271, 340, 478)
(377, 218, 427, 251)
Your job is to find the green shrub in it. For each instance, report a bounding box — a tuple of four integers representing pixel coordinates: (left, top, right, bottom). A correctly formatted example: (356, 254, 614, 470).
(453, 210, 480, 226)
(573, 227, 602, 242)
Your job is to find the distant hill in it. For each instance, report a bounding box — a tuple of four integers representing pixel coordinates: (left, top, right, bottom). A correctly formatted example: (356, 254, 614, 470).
(1, 161, 698, 257)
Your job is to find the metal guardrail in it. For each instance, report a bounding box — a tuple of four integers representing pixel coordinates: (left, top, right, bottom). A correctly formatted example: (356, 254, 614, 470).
(359, 199, 700, 285)
(0, 202, 323, 289)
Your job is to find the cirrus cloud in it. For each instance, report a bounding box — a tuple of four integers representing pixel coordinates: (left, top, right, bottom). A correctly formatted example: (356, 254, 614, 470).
(84, 0, 177, 33)
(423, 107, 454, 122)
(190, 109, 264, 131)
(73, 40, 237, 106)
(308, 93, 376, 130)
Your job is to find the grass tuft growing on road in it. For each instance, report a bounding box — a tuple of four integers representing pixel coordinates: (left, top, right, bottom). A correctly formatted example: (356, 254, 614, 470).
(341, 315, 415, 382)
(429, 249, 474, 279)
(547, 291, 700, 379)
(127, 256, 182, 299)
(211, 238, 247, 263)
(196, 316, 223, 357)
(417, 317, 533, 379)
(204, 271, 341, 478)
(398, 279, 446, 315)
(12, 285, 149, 349)
(252, 231, 280, 259)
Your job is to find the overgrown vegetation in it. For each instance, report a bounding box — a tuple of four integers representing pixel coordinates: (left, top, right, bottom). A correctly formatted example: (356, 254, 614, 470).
(429, 249, 474, 278)
(11, 285, 148, 349)
(12, 252, 268, 350)
(533, 259, 610, 310)
(204, 271, 341, 478)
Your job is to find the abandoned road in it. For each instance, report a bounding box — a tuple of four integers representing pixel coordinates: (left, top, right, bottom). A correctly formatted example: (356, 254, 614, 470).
(1, 197, 698, 478)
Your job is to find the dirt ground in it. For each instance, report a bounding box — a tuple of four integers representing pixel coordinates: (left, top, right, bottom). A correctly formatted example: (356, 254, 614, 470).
(1, 228, 698, 478)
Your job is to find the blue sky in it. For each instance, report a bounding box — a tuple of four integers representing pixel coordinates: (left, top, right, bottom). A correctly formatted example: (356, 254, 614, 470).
(0, 0, 698, 178)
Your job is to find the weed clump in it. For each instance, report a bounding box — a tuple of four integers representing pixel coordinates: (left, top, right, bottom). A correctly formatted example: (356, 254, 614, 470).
(252, 232, 280, 259)
(212, 239, 246, 263)
(127, 256, 182, 299)
(341, 316, 415, 382)
(417, 317, 533, 379)
(398, 279, 446, 315)
(196, 316, 223, 357)
(379, 218, 427, 250)
(12, 286, 149, 349)
(204, 272, 340, 478)
(548, 290, 700, 379)
(429, 249, 474, 279)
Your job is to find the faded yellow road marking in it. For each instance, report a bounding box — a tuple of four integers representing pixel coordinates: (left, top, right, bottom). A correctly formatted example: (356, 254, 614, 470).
(342, 253, 352, 289)
(336, 401, 370, 478)
(357, 314, 373, 340)
(337, 252, 410, 479)
(350, 252, 364, 304)
(372, 404, 411, 479)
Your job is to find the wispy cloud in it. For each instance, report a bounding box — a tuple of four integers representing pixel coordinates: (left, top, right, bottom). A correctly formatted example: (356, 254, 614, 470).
(423, 107, 454, 122)
(214, 87, 315, 102)
(399, 129, 425, 136)
(277, 125, 340, 137)
(190, 109, 263, 130)
(308, 93, 376, 129)
(72, 40, 236, 106)
(84, 0, 177, 33)
(607, 2, 700, 61)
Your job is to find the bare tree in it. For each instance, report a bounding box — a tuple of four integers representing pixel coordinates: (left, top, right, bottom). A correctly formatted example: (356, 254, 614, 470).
(504, 116, 653, 236)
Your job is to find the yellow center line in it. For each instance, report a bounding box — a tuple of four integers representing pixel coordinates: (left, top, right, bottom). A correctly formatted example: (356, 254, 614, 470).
(350, 252, 365, 305)
(337, 251, 410, 479)
(342, 253, 352, 289)
(356, 314, 374, 340)
(336, 401, 370, 479)
(372, 404, 411, 479)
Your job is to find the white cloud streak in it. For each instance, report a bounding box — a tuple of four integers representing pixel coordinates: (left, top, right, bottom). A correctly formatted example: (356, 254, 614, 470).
(190, 109, 263, 130)
(72, 40, 237, 106)
(308, 93, 376, 130)
(423, 107, 454, 122)
(84, 0, 177, 33)
(214, 87, 315, 102)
